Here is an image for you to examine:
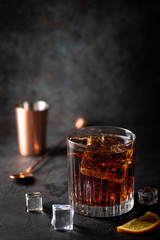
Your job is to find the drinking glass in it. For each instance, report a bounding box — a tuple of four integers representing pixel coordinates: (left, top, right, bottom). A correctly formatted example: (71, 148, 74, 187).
(67, 126, 136, 217)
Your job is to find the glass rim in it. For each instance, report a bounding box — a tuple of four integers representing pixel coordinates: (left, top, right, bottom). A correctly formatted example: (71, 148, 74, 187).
(66, 126, 136, 148)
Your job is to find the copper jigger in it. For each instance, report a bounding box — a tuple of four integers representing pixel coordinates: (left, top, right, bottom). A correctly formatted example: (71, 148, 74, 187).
(15, 101, 49, 156)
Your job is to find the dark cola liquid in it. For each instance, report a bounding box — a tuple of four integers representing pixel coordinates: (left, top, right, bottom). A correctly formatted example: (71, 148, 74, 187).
(67, 134, 136, 207)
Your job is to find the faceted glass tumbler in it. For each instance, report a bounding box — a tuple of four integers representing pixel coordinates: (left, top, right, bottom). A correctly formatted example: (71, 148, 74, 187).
(51, 204, 74, 230)
(67, 126, 136, 217)
(25, 192, 43, 212)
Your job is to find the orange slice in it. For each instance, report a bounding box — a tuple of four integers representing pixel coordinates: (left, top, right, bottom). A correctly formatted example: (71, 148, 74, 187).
(117, 212, 160, 234)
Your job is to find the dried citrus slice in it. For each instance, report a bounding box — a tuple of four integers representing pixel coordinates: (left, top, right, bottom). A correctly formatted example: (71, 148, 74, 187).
(117, 212, 160, 234)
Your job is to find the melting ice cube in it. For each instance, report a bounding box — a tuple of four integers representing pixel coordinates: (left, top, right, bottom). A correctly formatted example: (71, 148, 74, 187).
(51, 204, 74, 230)
(25, 192, 43, 212)
(138, 186, 158, 206)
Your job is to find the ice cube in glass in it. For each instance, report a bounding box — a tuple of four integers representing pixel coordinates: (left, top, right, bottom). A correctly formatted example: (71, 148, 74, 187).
(51, 204, 74, 230)
(25, 192, 43, 212)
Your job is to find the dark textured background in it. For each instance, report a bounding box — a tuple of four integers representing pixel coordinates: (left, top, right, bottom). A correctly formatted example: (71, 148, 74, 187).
(0, 1, 160, 239)
(0, 0, 159, 138)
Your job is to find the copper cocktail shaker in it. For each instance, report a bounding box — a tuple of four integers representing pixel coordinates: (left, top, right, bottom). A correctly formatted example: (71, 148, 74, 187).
(15, 101, 49, 156)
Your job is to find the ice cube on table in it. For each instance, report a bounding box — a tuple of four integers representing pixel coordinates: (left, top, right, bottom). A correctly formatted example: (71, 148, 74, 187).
(51, 205, 74, 231)
(25, 192, 43, 212)
(138, 186, 158, 206)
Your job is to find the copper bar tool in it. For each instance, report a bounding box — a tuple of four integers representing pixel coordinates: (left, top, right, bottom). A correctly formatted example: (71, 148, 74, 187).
(15, 101, 49, 156)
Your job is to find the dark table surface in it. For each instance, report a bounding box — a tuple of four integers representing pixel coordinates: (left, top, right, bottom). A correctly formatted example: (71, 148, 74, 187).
(0, 130, 160, 240)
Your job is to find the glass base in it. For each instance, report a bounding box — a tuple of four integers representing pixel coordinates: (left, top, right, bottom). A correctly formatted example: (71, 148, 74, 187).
(74, 197, 134, 217)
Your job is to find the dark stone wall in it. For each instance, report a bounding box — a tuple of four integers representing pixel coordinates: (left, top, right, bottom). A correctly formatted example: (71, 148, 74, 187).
(0, 0, 159, 137)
